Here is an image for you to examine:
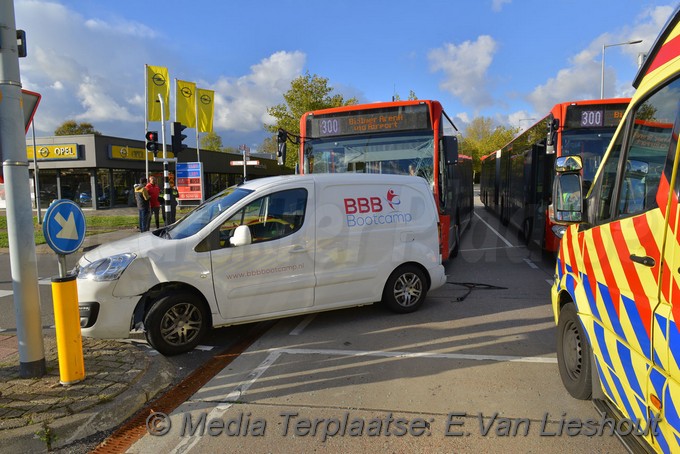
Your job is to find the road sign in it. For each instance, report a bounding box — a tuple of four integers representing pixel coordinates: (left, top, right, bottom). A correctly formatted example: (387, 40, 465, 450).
(42, 199, 86, 255)
(230, 160, 260, 166)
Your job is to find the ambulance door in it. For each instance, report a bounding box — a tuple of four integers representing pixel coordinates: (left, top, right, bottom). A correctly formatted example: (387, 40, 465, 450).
(583, 82, 675, 442)
(656, 116, 680, 452)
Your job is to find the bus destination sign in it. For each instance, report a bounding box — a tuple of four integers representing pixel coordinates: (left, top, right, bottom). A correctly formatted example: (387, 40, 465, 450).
(308, 104, 431, 138)
(565, 103, 627, 129)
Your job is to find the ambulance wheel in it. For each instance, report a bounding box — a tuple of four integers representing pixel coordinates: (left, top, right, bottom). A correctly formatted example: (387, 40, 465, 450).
(144, 291, 209, 356)
(382, 265, 427, 314)
(556, 302, 592, 399)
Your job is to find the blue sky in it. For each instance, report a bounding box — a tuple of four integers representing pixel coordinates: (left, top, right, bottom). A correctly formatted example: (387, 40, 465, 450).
(13, 0, 676, 149)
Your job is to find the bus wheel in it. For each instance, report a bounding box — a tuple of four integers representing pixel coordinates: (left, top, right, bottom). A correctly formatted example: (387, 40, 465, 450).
(556, 303, 592, 399)
(382, 265, 427, 314)
(521, 219, 532, 245)
(144, 291, 209, 355)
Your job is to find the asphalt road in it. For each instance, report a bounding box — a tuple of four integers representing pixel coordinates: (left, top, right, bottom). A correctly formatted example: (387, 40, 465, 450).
(122, 200, 625, 453)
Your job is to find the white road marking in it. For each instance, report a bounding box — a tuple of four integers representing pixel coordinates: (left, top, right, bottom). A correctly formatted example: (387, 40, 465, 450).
(0, 290, 12, 298)
(474, 212, 514, 248)
(523, 258, 538, 269)
(289, 314, 316, 335)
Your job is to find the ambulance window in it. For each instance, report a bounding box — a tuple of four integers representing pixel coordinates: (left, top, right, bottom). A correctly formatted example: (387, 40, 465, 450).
(217, 188, 307, 247)
(617, 79, 679, 217)
(594, 131, 623, 221)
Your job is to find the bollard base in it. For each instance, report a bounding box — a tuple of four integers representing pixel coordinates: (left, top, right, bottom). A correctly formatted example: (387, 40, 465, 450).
(19, 358, 47, 378)
(60, 377, 84, 386)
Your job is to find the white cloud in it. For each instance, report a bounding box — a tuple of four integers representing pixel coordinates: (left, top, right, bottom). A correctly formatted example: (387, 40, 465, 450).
(491, 0, 511, 13)
(527, 5, 673, 113)
(212, 51, 306, 132)
(428, 35, 497, 110)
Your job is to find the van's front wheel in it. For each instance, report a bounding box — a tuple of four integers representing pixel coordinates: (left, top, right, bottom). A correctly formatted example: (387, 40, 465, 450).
(382, 265, 427, 314)
(144, 291, 209, 355)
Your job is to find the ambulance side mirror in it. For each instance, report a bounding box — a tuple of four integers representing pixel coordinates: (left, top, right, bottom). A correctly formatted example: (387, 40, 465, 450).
(551, 156, 583, 224)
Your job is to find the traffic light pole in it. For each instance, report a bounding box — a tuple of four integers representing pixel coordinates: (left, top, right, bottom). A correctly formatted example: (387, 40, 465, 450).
(0, 1, 46, 378)
(157, 95, 173, 226)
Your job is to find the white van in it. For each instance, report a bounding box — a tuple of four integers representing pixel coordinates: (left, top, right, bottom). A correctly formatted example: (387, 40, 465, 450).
(76, 174, 447, 355)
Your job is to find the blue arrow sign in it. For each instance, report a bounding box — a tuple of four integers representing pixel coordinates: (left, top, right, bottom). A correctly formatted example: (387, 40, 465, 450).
(42, 199, 86, 255)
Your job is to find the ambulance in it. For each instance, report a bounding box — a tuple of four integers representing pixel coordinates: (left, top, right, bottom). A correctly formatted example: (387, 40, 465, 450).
(76, 173, 446, 355)
(551, 5, 680, 452)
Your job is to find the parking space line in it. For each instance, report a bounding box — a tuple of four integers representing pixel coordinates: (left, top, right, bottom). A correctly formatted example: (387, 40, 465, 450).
(474, 212, 515, 248)
(289, 314, 316, 335)
(276, 347, 557, 364)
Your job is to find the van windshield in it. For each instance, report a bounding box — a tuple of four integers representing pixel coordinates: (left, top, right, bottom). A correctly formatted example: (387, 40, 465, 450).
(167, 187, 253, 239)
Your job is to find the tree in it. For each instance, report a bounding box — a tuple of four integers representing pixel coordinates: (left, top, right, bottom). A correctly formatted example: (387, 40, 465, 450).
(54, 120, 100, 135)
(200, 131, 223, 151)
(393, 90, 418, 101)
(459, 117, 518, 177)
(265, 71, 358, 169)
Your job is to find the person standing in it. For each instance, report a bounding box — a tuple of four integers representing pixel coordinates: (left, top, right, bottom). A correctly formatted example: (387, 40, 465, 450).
(167, 182, 179, 224)
(146, 176, 164, 229)
(134, 177, 150, 232)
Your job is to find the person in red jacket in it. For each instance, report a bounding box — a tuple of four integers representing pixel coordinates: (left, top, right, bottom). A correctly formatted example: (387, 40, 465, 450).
(145, 176, 165, 229)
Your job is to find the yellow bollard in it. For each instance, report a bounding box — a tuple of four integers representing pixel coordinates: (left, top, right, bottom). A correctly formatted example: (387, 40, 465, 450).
(51, 274, 85, 385)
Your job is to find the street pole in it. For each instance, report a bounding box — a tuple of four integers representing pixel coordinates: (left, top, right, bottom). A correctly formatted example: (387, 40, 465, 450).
(600, 39, 643, 99)
(158, 94, 172, 225)
(0, 0, 46, 377)
(31, 120, 41, 223)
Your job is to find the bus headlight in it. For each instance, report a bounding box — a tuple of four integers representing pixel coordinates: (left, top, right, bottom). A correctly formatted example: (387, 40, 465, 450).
(77, 253, 136, 282)
(551, 225, 567, 239)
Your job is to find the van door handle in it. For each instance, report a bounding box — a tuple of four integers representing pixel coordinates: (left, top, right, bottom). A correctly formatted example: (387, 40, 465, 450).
(630, 254, 655, 267)
(290, 246, 307, 253)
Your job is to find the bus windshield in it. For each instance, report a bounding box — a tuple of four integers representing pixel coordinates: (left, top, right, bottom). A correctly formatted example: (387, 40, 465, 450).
(561, 128, 617, 188)
(304, 131, 435, 185)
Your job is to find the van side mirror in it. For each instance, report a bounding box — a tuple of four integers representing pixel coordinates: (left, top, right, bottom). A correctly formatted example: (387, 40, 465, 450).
(230, 225, 252, 247)
(443, 136, 459, 165)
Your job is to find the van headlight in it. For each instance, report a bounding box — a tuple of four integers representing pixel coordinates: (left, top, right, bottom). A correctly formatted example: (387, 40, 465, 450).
(77, 253, 136, 282)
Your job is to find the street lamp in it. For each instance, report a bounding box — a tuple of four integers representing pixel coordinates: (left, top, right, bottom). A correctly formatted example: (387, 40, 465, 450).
(600, 39, 643, 99)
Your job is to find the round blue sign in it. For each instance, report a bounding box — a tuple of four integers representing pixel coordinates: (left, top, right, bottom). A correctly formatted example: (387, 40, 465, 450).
(42, 199, 87, 255)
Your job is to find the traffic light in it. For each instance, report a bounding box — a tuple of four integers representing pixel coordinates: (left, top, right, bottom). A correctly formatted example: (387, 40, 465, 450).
(145, 131, 159, 157)
(276, 129, 287, 166)
(171, 122, 187, 155)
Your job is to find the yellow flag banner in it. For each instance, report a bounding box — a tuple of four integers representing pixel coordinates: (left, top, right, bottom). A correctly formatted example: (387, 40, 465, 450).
(197, 88, 214, 133)
(176, 79, 196, 127)
(146, 65, 170, 121)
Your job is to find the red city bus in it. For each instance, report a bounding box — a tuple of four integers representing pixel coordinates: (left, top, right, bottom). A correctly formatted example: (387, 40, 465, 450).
(480, 98, 629, 252)
(298, 100, 473, 261)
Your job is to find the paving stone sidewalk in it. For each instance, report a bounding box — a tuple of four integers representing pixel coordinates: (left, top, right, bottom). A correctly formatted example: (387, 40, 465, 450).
(0, 334, 173, 452)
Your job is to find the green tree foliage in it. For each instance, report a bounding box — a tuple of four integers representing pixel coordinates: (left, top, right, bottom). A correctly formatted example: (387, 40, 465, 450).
(265, 71, 358, 169)
(393, 90, 418, 101)
(200, 131, 223, 151)
(460, 117, 518, 176)
(54, 120, 100, 135)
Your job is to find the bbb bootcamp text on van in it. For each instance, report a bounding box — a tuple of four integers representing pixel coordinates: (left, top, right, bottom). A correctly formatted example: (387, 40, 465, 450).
(76, 174, 446, 355)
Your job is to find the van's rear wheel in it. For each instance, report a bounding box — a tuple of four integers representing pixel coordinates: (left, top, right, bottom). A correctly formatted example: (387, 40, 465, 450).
(382, 265, 427, 314)
(144, 291, 209, 355)
(556, 302, 592, 399)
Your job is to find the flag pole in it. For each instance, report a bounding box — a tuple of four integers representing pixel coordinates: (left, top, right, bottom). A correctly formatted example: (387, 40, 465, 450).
(144, 64, 149, 179)
(195, 89, 203, 202)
